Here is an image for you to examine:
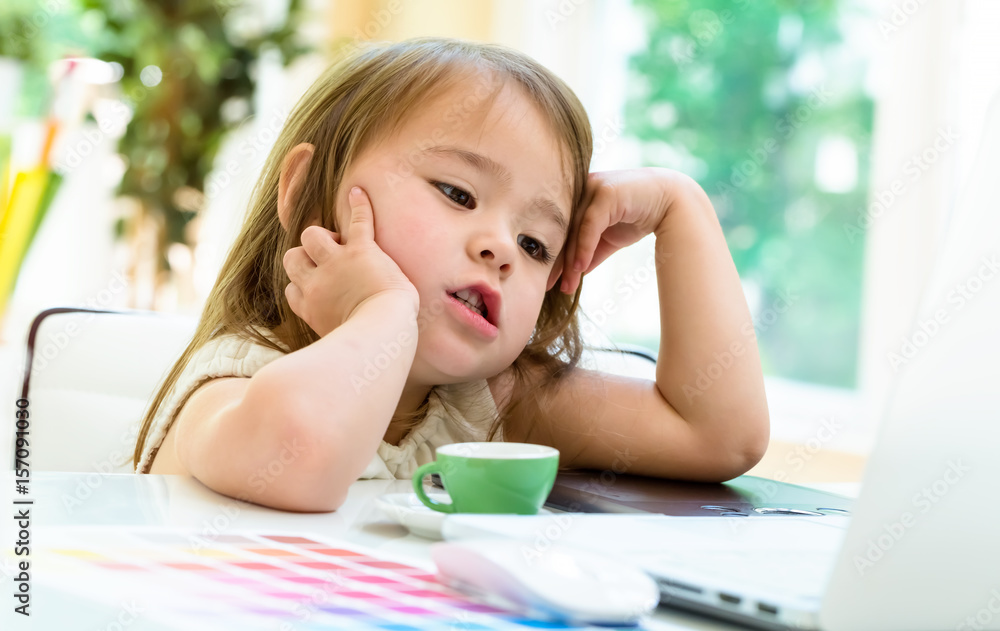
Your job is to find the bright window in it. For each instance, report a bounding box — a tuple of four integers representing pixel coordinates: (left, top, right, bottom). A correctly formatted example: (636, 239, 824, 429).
(582, 0, 875, 389)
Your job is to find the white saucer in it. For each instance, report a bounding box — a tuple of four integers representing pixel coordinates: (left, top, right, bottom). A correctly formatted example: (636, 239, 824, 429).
(374, 493, 552, 540)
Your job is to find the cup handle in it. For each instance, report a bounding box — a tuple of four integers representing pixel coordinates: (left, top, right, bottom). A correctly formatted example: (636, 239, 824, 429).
(412, 462, 454, 514)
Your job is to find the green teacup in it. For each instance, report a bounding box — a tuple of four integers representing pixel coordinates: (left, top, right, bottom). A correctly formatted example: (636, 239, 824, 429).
(412, 442, 559, 514)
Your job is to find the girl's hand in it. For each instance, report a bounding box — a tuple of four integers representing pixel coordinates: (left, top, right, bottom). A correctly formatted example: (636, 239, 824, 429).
(559, 167, 679, 294)
(283, 186, 420, 337)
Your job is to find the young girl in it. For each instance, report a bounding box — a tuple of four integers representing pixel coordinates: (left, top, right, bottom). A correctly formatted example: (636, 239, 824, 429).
(133, 37, 769, 512)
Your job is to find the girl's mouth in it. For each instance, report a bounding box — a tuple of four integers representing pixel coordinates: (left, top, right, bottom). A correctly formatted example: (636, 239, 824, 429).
(445, 283, 501, 328)
(445, 292, 499, 339)
(450, 292, 487, 319)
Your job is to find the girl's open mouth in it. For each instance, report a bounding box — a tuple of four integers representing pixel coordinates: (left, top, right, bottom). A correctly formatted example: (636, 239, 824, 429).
(450, 291, 487, 319)
(446, 292, 499, 339)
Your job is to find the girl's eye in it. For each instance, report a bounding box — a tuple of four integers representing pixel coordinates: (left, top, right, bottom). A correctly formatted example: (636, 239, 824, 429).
(433, 181, 476, 209)
(518, 235, 554, 264)
(433, 180, 553, 264)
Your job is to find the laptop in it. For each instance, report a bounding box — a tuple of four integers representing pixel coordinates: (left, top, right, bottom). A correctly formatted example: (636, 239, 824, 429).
(441, 100, 1000, 630)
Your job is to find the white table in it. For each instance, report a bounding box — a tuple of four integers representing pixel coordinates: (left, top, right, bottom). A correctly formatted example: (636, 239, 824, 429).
(1, 472, 857, 630)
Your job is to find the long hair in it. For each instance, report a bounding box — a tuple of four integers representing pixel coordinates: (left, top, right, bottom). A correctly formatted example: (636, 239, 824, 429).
(134, 36, 593, 470)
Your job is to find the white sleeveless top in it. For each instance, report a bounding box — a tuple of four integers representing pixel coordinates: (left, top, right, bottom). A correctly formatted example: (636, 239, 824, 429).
(135, 327, 503, 477)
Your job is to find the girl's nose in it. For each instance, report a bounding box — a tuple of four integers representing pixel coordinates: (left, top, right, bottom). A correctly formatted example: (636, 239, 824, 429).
(478, 248, 512, 276)
(468, 228, 516, 276)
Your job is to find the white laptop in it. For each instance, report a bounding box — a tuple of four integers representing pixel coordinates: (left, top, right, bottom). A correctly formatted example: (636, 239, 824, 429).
(442, 96, 1000, 631)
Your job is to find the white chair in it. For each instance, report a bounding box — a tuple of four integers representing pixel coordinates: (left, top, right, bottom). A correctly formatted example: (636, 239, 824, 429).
(10, 307, 656, 473)
(13, 308, 198, 473)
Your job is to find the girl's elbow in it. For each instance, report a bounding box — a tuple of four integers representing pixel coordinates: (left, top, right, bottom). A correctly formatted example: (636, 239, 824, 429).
(242, 405, 354, 512)
(261, 483, 350, 513)
(702, 449, 764, 484)
(284, 425, 356, 511)
(243, 452, 351, 512)
(724, 410, 770, 480)
(700, 410, 770, 483)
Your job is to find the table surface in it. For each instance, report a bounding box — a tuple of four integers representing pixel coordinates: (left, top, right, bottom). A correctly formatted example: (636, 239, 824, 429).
(1, 471, 860, 630)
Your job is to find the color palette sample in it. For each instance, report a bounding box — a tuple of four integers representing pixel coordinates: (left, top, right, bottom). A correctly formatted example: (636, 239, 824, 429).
(30, 526, 650, 630)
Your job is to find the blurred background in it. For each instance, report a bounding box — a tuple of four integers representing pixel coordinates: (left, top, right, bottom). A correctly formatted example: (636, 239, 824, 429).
(1, 0, 998, 479)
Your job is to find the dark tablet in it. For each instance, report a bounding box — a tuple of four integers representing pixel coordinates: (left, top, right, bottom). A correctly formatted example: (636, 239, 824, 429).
(543, 470, 854, 517)
(431, 470, 853, 517)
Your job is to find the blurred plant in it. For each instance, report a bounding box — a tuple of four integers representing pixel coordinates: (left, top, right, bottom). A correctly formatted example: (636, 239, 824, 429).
(626, 0, 873, 387)
(1, 0, 307, 302)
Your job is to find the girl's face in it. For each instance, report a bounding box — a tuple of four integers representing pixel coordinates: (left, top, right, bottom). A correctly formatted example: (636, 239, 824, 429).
(335, 78, 575, 385)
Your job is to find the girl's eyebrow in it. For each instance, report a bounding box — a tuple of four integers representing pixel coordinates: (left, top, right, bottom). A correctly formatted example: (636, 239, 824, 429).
(420, 144, 569, 236)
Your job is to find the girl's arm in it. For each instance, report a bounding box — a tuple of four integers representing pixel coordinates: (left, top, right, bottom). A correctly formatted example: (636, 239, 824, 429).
(173, 291, 418, 512)
(509, 168, 769, 481)
(178, 183, 420, 511)
(648, 171, 770, 470)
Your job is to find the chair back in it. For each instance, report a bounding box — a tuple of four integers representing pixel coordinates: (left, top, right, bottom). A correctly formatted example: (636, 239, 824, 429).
(14, 308, 198, 473)
(582, 343, 657, 380)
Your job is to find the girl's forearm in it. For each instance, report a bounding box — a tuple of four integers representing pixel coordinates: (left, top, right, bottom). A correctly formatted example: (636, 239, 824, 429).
(235, 292, 419, 509)
(652, 173, 770, 464)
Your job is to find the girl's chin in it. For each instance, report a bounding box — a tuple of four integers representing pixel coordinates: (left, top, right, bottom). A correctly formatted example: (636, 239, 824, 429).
(413, 342, 513, 382)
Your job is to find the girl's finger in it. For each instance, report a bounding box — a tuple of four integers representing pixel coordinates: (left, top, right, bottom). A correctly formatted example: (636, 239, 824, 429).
(559, 231, 576, 293)
(585, 239, 618, 275)
(561, 177, 601, 293)
(546, 251, 565, 292)
(282, 246, 315, 283)
(299, 225, 337, 265)
(346, 186, 375, 244)
(284, 281, 304, 312)
(570, 195, 612, 286)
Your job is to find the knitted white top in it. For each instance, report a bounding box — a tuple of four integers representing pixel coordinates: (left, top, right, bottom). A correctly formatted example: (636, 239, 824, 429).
(135, 327, 502, 477)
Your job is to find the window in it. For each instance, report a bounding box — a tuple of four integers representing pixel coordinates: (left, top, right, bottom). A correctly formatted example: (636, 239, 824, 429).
(611, 0, 875, 388)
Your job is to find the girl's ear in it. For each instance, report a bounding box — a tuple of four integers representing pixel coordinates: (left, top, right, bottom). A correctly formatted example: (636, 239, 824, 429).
(278, 142, 320, 232)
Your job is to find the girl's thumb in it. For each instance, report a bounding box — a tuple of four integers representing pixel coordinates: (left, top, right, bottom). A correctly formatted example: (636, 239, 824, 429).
(347, 186, 375, 242)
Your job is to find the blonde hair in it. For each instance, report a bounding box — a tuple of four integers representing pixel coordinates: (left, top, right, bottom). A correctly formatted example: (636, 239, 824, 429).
(134, 36, 594, 471)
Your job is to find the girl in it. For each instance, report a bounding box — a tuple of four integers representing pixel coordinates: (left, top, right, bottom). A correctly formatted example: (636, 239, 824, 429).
(133, 37, 769, 512)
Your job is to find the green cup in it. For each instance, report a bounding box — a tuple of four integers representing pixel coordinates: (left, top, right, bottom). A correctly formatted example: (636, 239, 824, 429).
(412, 442, 559, 514)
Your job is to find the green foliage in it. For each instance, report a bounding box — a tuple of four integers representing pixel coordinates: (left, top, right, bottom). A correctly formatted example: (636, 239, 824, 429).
(2, 0, 306, 271)
(1, 1, 96, 115)
(627, 0, 873, 386)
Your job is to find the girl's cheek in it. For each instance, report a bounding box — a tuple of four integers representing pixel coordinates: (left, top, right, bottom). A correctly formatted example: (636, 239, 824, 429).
(333, 191, 354, 234)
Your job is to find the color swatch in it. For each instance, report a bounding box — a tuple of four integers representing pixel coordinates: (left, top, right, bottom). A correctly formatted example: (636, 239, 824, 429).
(30, 526, 650, 630)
